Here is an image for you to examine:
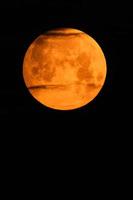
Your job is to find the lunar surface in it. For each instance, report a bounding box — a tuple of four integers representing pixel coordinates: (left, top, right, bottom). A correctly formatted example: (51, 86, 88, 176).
(23, 28, 107, 110)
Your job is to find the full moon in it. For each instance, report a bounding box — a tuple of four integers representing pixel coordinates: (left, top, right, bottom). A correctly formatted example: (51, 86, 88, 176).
(23, 28, 107, 110)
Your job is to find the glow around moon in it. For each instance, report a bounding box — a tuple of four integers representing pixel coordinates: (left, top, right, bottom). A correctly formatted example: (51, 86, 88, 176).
(23, 28, 107, 110)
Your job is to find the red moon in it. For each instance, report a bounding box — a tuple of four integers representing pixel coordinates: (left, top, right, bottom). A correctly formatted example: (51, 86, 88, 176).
(23, 28, 107, 110)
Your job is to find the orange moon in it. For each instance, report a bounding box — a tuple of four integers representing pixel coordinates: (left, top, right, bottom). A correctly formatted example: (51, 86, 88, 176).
(23, 28, 107, 110)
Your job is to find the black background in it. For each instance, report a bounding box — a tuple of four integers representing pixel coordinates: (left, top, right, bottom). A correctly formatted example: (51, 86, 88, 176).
(0, 0, 132, 193)
(0, 0, 132, 137)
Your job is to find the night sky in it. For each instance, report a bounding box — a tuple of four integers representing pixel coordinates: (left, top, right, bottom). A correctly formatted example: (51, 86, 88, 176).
(0, 0, 132, 135)
(0, 1, 132, 192)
